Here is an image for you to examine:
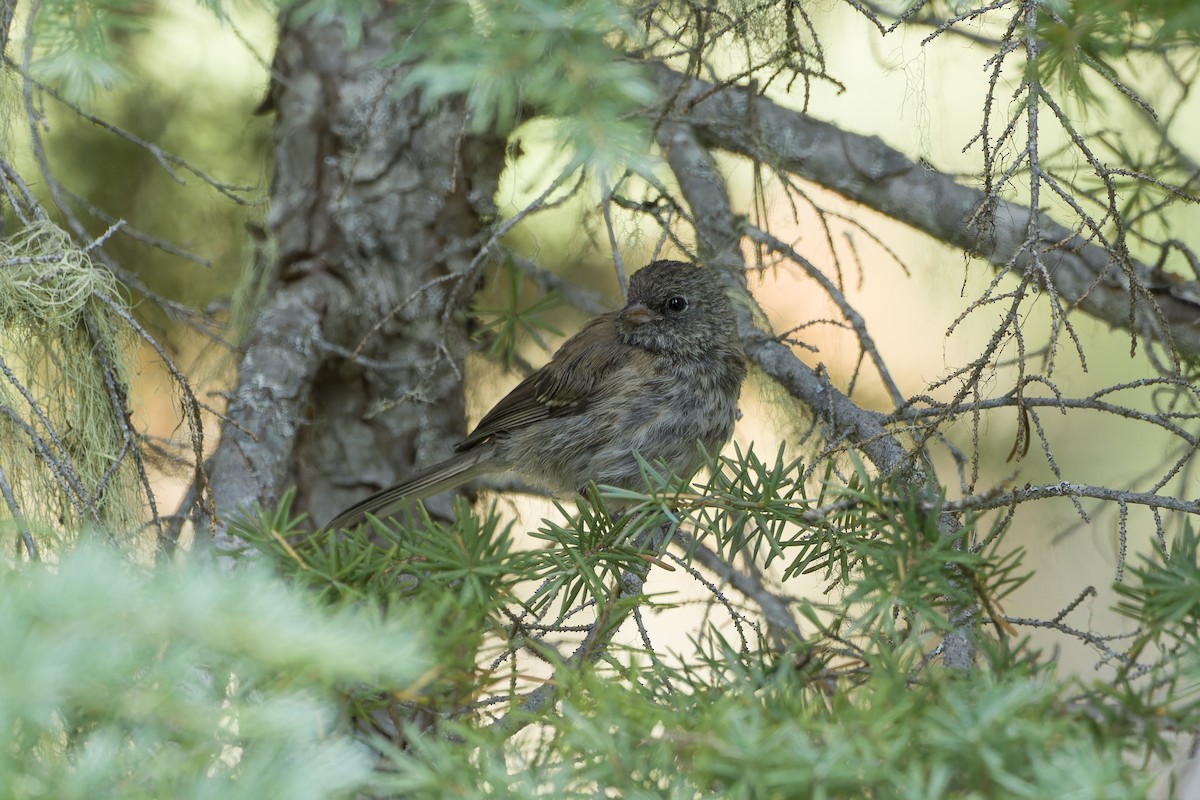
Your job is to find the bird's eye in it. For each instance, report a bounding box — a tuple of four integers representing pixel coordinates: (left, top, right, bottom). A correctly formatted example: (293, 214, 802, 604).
(665, 295, 689, 314)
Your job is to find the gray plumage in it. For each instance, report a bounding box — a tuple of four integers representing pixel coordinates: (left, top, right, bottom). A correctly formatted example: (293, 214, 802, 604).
(326, 260, 746, 531)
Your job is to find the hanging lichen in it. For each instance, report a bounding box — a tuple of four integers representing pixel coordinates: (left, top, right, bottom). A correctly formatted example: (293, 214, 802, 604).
(0, 218, 141, 550)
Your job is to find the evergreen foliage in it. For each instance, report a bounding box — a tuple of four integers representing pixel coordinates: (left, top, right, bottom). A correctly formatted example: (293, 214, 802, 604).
(0, 541, 427, 798)
(224, 455, 1198, 798)
(2, 0, 1199, 796)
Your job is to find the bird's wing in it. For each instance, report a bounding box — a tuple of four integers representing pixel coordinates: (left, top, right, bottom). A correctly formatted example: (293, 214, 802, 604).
(324, 449, 491, 531)
(456, 313, 623, 451)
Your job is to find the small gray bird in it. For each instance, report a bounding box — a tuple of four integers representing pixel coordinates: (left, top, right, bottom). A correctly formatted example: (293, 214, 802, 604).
(326, 260, 746, 531)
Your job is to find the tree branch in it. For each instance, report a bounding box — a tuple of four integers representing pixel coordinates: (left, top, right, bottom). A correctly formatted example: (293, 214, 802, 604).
(673, 529, 801, 646)
(657, 120, 925, 490)
(650, 63, 1200, 360)
(658, 118, 977, 670)
(202, 274, 337, 553)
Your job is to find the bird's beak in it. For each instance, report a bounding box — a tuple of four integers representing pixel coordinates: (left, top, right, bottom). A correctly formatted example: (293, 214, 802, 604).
(618, 302, 654, 327)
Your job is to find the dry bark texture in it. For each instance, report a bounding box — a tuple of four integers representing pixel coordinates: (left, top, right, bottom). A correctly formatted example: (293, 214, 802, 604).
(204, 8, 504, 550)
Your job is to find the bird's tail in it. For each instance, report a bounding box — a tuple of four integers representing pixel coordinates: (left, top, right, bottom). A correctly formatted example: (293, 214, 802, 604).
(325, 449, 494, 532)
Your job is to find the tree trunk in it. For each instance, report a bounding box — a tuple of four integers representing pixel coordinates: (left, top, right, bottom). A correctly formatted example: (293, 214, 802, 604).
(202, 6, 505, 550)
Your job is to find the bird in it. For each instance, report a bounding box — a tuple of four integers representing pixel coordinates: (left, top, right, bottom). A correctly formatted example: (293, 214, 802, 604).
(326, 259, 746, 531)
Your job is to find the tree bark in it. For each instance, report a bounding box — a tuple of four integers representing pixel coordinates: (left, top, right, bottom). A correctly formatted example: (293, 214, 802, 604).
(202, 7, 505, 551)
(652, 64, 1200, 360)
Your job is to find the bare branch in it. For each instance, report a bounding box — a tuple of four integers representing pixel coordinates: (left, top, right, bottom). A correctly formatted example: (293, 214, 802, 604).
(946, 482, 1200, 517)
(657, 120, 927, 492)
(673, 528, 801, 646)
(648, 63, 1200, 360)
